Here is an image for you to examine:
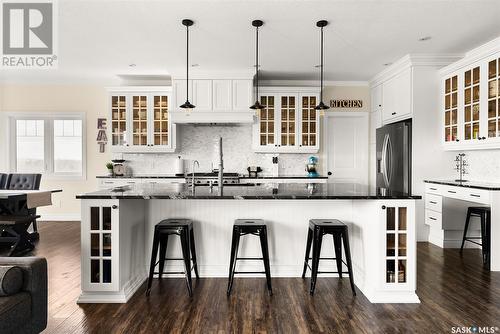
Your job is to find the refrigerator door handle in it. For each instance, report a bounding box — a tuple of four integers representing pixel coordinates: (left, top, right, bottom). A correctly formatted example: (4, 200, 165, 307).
(381, 133, 390, 188)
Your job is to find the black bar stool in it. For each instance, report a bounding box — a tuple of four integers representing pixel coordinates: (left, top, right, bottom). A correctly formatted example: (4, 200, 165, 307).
(460, 206, 491, 268)
(146, 218, 199, 297)
(227, 219, 272, 296)
(302, 219, 356, 296)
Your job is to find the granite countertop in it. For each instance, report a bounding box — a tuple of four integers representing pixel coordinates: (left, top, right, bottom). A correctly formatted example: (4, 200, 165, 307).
(424, 180, 500, 191)
(77, 183, 421, 200)
(96, 175, 184, 179)
(96, 174, 327, 179)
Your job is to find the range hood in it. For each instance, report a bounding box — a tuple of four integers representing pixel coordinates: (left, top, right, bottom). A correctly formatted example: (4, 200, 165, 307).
(170, 111, 255, 124)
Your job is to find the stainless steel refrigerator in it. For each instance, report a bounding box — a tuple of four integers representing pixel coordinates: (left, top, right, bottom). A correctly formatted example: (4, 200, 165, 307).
(376, 119, 412, 193)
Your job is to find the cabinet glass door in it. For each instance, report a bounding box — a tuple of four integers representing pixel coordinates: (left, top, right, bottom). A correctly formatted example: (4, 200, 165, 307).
(153, 95, 169, 146)
(111, 95, 127, 146)
(132, 95, 148, 146)
(488, 58, 500, 138)
(301, 96, 318, 147)
(444, 76, 458, 142)
(259, 96, 275, 146)
(463, 67, 480, 140)
(280, 96, 296, 146)
(89, 206, 113, 284)
(385, 206, 407, 284)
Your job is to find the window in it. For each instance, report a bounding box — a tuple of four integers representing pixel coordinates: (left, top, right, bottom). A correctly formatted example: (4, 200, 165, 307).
(9, 113, 85, 178)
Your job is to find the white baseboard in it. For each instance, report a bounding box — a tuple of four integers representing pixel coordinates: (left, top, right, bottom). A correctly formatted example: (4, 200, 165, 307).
(39, 213, 81, 221)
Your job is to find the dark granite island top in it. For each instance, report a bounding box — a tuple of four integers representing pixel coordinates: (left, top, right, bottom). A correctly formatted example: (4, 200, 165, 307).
(76, 182, 421, 200)
(424, 180, 500, 191)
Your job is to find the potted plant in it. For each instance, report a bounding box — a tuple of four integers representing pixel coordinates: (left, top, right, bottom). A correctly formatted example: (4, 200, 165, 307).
(106, 162, 114, 176)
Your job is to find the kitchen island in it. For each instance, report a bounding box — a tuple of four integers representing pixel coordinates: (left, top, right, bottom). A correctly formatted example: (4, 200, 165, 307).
(76, 183, 421, 304)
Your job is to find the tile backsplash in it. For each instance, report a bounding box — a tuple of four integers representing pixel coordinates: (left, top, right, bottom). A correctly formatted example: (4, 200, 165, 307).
(113, 124, 315, 176)
(458, 150, 500, 182)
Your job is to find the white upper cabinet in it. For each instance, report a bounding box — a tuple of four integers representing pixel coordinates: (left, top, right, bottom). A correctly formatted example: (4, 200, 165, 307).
(108, 87, 176, 153)
(212, 80, 232, 111)
(440, 43, 500, 150)
(253, 87, 320, 153)
(192, 80, 213, 110)
(232, 80, 253, 111)
(170, 78, 254, 123)
(382, 67, 412, 123)
(371, 84, 383, 111)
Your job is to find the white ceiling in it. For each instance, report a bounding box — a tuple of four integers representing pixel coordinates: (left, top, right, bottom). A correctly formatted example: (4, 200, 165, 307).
(2, 0, 500, 83)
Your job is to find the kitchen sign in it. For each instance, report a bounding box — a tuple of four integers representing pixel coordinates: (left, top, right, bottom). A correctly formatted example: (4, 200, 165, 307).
(330, 99, 363, 108)
(96, 118, 108, 153)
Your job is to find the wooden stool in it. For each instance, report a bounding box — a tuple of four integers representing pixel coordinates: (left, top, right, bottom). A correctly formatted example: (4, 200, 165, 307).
(302, 219, 356, 296)
(227, 219, 272, 296)
(460, 206, 491, 268)
(146, 218, 199, 297)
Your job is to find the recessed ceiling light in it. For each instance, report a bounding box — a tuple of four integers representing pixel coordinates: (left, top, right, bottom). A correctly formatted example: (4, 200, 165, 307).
(383, 62, 392, 66)
(128, 63, 136, 67)
(418, 36, 432, 42)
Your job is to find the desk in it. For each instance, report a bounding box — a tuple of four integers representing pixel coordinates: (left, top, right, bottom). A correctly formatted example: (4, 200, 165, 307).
(424, 180, 500, 271)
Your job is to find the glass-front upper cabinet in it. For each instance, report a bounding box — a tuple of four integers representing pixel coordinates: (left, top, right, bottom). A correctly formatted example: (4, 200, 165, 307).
(488, 58, 500, 138)
(444, 75, 458, 142)
(111, 95, 127, 146)
(463, 66, 481, 141)
(254, 88, 320, 153)
(258, 95, 276, 147)
(279, 95, 297, 147)
(108, 88, 175, 152)
(300, 95, 319, 148)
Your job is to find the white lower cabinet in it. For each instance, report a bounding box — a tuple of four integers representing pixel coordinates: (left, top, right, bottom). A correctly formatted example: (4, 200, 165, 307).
(98, 178, 185, 189)
(380, 201, 415, 292)
(79, 199, 146, 303)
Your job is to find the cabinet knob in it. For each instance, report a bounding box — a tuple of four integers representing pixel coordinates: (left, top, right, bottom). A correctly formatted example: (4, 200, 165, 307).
(327, 171, 332, 176)
(482, 136, 486, 140)
(112, 205, 118, 209)
(381, 205, 386, 210)
(455, 139, 460, 142)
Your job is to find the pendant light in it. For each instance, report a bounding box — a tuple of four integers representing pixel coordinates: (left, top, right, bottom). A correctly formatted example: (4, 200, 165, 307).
(250, 20, 264, 115)
(315, 20, 329, 116)
(180, 19, 195, 110)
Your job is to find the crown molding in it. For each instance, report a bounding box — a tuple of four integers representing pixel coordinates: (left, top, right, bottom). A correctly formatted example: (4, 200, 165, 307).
(439, 35, 500, 75)
(370, 53, 463, 87)
(260, 79, 369, 87)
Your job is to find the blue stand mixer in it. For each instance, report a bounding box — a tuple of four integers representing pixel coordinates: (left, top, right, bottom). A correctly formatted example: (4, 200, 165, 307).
(306, 156, 319, 177)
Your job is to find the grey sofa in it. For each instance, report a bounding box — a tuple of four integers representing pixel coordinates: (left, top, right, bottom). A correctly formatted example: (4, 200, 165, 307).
(0, 257, 47, 334)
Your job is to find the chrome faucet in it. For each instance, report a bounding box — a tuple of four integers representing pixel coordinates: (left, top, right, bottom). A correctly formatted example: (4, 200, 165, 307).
(217, 137, 224, 190)
(191, 160, 200, 187)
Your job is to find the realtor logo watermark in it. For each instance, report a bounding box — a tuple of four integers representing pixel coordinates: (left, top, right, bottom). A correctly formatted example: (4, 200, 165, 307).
(1, 0, 57, 68)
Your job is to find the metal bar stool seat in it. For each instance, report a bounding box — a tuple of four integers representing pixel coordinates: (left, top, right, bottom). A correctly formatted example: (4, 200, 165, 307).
(146, 218, 199, 297)
(227, 219, 272, 296)
(302, 219, 356, 296)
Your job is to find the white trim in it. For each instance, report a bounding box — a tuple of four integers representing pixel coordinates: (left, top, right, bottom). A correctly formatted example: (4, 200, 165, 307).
(39, 213, 81, 221)
(260, 80, 369, 87)
(106, 86, 171, 92)
(371, 54, 462, 87)
(6, 111, 87, 180)
(440, 36, 500, 75)
(77, 274, 147, 304)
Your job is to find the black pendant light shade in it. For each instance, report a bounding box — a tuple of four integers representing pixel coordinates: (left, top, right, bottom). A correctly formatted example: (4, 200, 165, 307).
(250, 20, 264, 111)
(180, 19, 195, 110)
(315, 20, 330, 112)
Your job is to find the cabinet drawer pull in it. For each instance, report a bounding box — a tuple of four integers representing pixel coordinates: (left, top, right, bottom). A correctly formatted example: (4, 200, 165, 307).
(429, 201, 437, 204)
(429, 217, 437, 221)
(126, 181, 136, 184)
(112, 205, 118, 209)
(447, 190, 456, 194)
(430, 187, 437, 191)
(103, 181, 114, 184)
(391, 112, 396, 115)
(470, 194, 481, 198)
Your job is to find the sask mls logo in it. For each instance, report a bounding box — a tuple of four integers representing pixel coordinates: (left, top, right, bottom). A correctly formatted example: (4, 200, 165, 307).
(1, 0, 57, 68)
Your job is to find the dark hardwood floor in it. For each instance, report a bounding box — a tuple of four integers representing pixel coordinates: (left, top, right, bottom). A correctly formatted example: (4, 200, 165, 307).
(23, 222, 500, 333)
